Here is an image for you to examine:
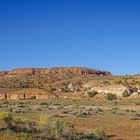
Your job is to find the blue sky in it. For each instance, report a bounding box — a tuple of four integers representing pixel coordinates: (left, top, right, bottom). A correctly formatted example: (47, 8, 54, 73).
(0, 0, 140, 75)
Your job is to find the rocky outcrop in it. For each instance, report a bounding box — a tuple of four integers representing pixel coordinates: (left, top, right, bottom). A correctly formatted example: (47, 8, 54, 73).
(67, 82, 82, 92)
(2, 67, 111, 76)
(0, 93, 58, 100)
(88, 85, 127, 96)
(0, 67, 112, 100)
(0, 89, 59, 100)
(86, 85, 140, 97)
(8, 68, 35, 76)
(0, 71, 8, 76)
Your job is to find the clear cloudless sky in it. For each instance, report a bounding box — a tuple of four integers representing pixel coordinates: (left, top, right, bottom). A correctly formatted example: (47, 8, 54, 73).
(0, 0, 140, 75)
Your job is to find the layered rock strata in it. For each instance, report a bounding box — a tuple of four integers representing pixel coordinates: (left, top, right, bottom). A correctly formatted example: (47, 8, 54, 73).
(1, 67, 111, 76)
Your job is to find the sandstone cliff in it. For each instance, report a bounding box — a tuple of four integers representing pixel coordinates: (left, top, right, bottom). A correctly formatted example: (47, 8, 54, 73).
(2, 67, 111, 76)
(0, 67, 112, 100)
(0, 89, 58, 100)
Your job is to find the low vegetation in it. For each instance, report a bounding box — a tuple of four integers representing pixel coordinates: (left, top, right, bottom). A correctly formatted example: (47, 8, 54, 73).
(94, 129, 107, 139)
(106, 93, 117, 100)
(87, 91, 98, 97)
(0, 67, 140, 139)
(122, 90, 130, 98)
(0, 112, 108, 140)
(0, 98, 140, 139)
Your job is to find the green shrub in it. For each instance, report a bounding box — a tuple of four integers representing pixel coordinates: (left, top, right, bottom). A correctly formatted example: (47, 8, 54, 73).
(44, 118, 75, 138)
(61, 87, 69, 92)
(44, 118, 64, 138)
(0, 112, 108, 139)
(122, 90, 130, 98)
(87, 91, 98, 97)
(39, 114, 50, 125)
(14, 118, 37, 133)
(40, 102, 48, 106)
(0, 112, 13, 128)
(106, 93, 117, 100)
(0, 112, 12, 121)
(0, 113, 37, 133)
(35, 83, 44, 89)
(94, 128, 107, 138)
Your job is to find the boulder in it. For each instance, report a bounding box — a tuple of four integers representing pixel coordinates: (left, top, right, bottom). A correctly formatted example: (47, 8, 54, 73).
(67, 82, 82, 92)
(68, 83, 75, 92)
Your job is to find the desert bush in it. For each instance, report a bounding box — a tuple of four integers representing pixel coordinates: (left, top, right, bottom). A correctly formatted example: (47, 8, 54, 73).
(39, 114, 50, 125)
(0, 112, 108, 140)
(94, 129, 107, 139)
(40, 102, 48, 106)
(43, 118, 64, 138)
(106, 93, 117, 100)
(87, 91, 98, 97)
(35, 83, 44, 89)
(122, 90, 130, 98)
(62, 106, 104, 117)
(42, 118, 76, 139)
(50, 86, 57, 91)
(61, 87, 69, 92)
(0, 112, 13, 129)
(14, 118, 37, 133)
(0, 113, 37, 134)
(129, 116, 140, 120)
(20, 81, 29, 88)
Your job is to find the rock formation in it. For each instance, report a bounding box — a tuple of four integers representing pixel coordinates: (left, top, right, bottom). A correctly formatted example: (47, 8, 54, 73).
(0, 89, 59, 100)
(1, 67, 111, 77)
(0, 71, 8, 76)
(0, 67, 113, 100)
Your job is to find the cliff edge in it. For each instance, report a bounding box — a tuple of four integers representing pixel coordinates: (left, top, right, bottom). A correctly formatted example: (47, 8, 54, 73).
(1, 67, 111, 76)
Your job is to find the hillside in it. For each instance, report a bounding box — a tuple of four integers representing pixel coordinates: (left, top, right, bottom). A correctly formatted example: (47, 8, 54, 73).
(0, 67, 140, 140)
(0, 67, 140, 100)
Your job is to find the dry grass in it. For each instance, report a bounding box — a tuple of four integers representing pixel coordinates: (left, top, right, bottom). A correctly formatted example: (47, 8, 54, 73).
(0, 99, 140, 139)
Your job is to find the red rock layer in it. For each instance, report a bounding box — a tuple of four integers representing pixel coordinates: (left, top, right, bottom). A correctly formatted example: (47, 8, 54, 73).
(5, 67, 111, 76)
